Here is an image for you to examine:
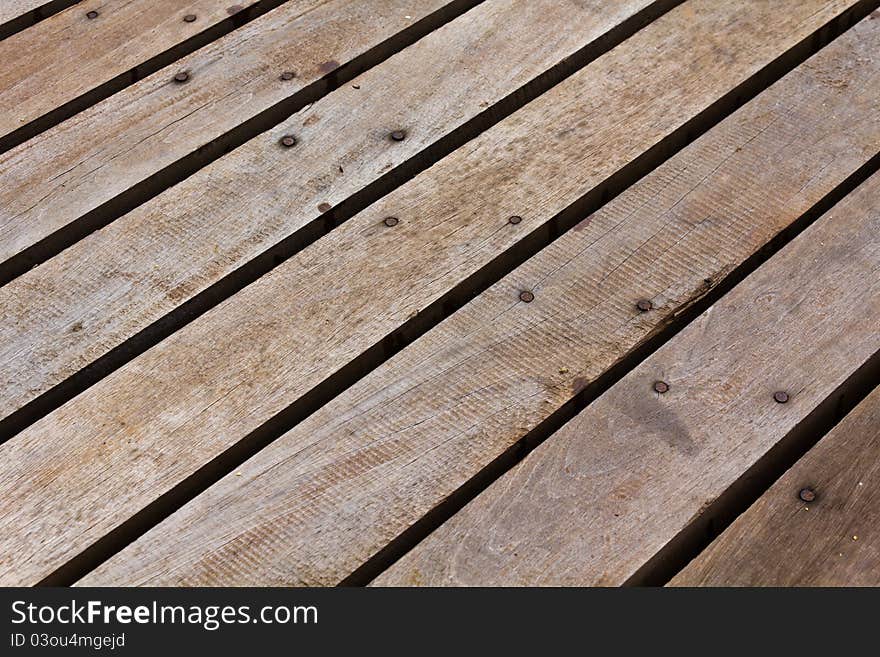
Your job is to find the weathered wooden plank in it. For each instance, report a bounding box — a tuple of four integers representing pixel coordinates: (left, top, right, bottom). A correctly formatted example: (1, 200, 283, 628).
(0, 0, 667, 425)
(78, 13, 880, 586)
(374, 171, 880, 586)
(670, 385, 880, 587)
(0, 0, 278, 147)
(0, 0, 865, 586)
(0, 0, 467, 275)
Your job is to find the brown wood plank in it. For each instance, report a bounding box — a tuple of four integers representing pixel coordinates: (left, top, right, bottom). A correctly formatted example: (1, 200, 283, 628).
(0, 0, 664, 428)
(0, 0, 276, 146)
(373, 170, 880, 586)
(670, 385, 880, 587)
(0, 0, 463, 275)
(75, 13, 880, 585)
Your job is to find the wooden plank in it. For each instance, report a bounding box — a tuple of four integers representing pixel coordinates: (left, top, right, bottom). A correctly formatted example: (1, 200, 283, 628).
(0, 0, 464, 274)
(0, 0, 666, 423)
(670, 385, 880, 587)
(78, 13, 880, 586)
(373, 171, 880, 586)
(0, 0, 863, 586)
(0, 0, 275, 146)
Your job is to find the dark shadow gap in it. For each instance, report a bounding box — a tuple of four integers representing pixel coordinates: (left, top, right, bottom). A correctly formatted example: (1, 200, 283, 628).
(1, 0, 681, 436)
(0, 0, 342, 155)
(0, 0, 82, 41)
(34, 0, 878, 586)
(626, 357, 880, 587)
(0, 0, 488, 286)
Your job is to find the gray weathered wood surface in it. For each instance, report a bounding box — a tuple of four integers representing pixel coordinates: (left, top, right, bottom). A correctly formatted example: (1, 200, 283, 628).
(375, 170, 880, 585)
(0, 0, 456, 266)
(0, 0, 659, 422)
(2, 0, 859, 586)
(79, 14, 880, 586)
(670, 385, 880, 586)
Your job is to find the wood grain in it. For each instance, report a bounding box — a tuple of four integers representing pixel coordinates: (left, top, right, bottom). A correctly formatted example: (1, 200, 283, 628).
(374, 169, 880, 586)
(0, 0, 458, 268)
(0, 0, 280, 142)
(76, 12, 880, 585)
(670, 385, 880, 587)
(0, 0, 661, 422)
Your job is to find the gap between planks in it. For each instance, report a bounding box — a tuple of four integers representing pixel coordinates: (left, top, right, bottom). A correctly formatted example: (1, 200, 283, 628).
(0, 0, 81, 41)
(0, 0, 308, 154)
(668, 380, 880, 586)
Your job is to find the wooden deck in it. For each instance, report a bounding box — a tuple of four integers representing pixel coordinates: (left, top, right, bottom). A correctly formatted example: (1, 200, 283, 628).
(1, 0, 878, 587)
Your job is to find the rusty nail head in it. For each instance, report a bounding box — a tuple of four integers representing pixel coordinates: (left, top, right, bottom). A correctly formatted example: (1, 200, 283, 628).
(183, 14, 197, 22)
(508, 215, 522, 225)
(774, 391, 790, 404)
(519, 290, 535, 303)
(653, 380, 669, 394)
(383, 216, 399, 227)
(798, 487, 816, 503)
(280, 71, 296, 81)
(636, 299, 653, 312)
(390, 130, 407, 142)
(86, 10, 99, 19)
(279, 135, 297, 148)
(174, 71, 190, 83)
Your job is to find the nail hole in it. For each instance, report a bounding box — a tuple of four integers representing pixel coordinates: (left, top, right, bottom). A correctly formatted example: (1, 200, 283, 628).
(798, 487, 816, 503)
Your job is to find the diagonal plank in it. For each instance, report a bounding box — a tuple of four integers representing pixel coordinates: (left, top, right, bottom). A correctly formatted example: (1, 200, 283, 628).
(0, 0, 867, 586)
(0, 0, 284, 149)
(0, 0, 476, 279)
(78, 13, 880, 586)
(375, 171, 880, 586)
(0, 0, 669, 431)
(670, 384, 880, 587)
